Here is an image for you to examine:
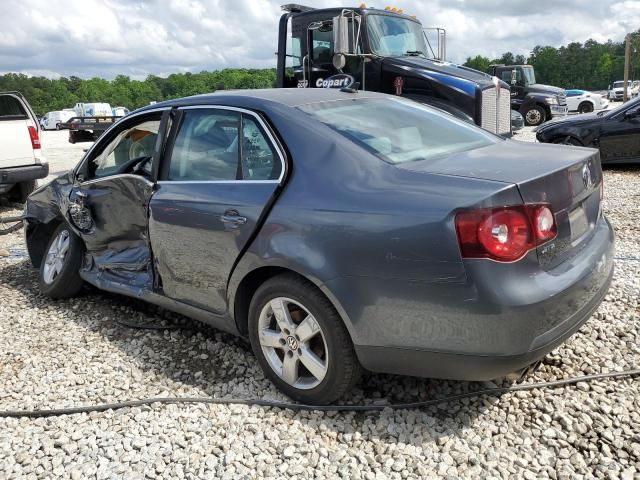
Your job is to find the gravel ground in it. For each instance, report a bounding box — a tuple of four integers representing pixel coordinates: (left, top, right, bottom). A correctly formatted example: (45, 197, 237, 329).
(0, 128, 638, 479)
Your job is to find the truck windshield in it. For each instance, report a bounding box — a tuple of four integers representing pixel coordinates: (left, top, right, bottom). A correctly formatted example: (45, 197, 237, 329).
(612, 81, 626, 88)
(300, 97, 498, 165)
(521, 67, 536, 86)
(367, 15, 428, 57)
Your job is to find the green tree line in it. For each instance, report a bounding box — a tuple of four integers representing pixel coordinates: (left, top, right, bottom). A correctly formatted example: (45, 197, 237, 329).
(464, 33, 640, 91)
(2, 33, 639, 115)
(0, 68, 276, 115)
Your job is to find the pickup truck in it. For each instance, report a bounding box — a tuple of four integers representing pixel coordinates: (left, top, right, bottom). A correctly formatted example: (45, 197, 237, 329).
(0, 92, 49, 202)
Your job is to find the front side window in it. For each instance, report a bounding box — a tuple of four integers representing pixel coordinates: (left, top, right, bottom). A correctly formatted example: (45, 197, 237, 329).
(367, 15, 427, 57)
(88, 117, 161, 179)
(300, 97, 498, 164)
(166, 109, 281, 182)
(312, 27, 333, 64)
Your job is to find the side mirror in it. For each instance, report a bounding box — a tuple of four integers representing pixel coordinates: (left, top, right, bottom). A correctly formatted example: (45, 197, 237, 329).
(333, 15, 350, 55)
(510, 69, 517, 86)
(624, 108, 640, 119)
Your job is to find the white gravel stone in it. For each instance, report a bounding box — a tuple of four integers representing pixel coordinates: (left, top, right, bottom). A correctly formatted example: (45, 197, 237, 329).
(0, 128, 638, 478)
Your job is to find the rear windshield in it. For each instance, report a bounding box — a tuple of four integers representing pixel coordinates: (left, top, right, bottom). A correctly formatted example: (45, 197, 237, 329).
(0, 95, 27, 120)
(299, 97, 498, 164)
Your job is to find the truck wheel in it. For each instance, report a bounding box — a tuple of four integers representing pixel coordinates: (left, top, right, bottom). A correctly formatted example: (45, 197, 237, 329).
(248, 273, 361, 405)
(56, 123, 61, 130)
(39, 223, 85, 299)
(524, 106, 546, 126)
(578, 102, 594, 114)
(8, 180, 36, 204)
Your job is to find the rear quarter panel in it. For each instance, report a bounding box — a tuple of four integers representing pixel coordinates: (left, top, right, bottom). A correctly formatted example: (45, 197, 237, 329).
(228, 105, 522, 344)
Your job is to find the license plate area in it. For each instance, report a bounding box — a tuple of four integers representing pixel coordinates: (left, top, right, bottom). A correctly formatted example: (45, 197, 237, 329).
(569, 204, 589, 240)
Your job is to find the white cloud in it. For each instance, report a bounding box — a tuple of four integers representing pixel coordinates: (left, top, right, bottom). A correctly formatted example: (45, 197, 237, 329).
(0, 0, 635, 78)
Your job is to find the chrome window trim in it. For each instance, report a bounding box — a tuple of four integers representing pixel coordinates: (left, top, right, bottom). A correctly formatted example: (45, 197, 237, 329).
(169, 105, 287, 184)
(75, 107, 170, 178)
(80, 173, 154, 187)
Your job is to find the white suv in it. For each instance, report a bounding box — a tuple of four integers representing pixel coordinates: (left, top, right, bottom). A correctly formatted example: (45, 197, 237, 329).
(0, 92, 49, 202)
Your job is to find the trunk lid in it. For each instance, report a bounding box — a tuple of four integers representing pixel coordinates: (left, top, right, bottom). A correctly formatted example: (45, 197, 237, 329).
(397, 140, 603, 267)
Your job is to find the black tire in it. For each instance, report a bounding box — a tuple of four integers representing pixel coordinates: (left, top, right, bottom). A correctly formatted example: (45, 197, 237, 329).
(552, 136, 582, 146)
(578, 102, 594, 114)
(55, 123, 61, 130)
(523, 105, 546, 126)
(69, 132, 76, 144)
(39, 223, 84, 299)
(8, 180, 36, 204)
(248, 273, 361, 404)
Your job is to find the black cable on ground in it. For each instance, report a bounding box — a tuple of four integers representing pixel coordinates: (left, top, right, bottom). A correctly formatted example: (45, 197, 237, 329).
(0, 368, 637, 419)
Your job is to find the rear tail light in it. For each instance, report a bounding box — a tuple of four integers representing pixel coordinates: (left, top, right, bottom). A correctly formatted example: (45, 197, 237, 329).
(455, 204, 557, 262)
(28, 126, 41, 149)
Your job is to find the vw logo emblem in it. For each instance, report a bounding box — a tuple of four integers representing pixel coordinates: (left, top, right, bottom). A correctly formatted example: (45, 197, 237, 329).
(286, 336, 299, 350)
(582, 164, 593, 189)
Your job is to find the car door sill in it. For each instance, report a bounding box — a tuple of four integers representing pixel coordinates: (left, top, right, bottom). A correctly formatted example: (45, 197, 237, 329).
(79, 272, 239, 335)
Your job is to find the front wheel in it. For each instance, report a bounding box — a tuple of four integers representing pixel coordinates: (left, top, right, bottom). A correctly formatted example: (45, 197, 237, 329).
(248, 274, 361, 404)
(39, 223, 84, 299)
(523, 105, 546, 126)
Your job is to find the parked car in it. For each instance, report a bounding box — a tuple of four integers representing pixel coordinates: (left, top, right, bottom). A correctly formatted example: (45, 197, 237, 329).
(511, 110, 524, 131)
(0, 91, 49, 202)
(608, 80, 639, 101)
(112, 106, 130, 117)
(41, 110, 75, 130)
(536, 95, 640, 164)
(24, 89, 614, 404)
(565, 90, 609, 114)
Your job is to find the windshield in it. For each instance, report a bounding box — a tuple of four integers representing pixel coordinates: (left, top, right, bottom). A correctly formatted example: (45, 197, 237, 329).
(601, 95, 640, 117)
(612, 81, 627, 89)
(521, 67, 536, 86)
(367, 14, 428, 57)
(299, 97, 498, 165)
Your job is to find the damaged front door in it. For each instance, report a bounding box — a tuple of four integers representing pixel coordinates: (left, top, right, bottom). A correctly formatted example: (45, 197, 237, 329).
(68, 110, 169, 291)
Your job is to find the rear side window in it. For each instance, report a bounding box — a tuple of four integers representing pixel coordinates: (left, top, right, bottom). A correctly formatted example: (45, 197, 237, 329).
(167, 110, 241, 181)
(300, 97, 498, 164)
(166, 109, 281, 182)
(0, 95, 27, 119)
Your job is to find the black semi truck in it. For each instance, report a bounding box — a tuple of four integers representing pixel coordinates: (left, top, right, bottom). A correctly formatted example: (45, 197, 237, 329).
(488, 64, 568, 127)
(276, 4, 512, 136)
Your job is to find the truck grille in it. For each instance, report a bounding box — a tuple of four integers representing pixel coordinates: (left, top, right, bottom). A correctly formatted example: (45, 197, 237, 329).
(481, 86, 511, 135)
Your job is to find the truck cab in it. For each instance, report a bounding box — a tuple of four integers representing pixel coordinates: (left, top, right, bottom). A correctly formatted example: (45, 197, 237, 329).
(488, 64, 568, 126)
(276, 4, 512, 136)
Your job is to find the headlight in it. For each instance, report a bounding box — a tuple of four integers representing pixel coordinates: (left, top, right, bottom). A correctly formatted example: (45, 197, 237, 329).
(544, 97, 558, 105)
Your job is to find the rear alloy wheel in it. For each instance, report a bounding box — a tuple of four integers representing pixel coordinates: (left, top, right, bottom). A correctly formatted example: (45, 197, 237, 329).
(524, 106, 546, 126)
(578, 102, 594, 114)
(39, 223, 84, 299)
(248, 274, 361, 404)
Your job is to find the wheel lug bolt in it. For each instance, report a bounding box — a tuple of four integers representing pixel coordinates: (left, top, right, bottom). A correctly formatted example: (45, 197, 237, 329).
(295, 335, 300, 341)
(279, 338, 286, 345)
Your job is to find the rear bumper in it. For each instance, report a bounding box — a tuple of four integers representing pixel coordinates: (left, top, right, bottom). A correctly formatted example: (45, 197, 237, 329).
(339, 216, 614, 380)
(0, 163, 49, 185)
(355, 260, 613, 380)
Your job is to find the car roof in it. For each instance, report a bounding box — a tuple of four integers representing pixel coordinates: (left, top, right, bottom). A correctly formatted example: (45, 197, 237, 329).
(136, 88, 392, 113)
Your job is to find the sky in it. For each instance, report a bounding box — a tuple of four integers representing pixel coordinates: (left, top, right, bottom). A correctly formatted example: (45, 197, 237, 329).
(1, 0, 638, 79)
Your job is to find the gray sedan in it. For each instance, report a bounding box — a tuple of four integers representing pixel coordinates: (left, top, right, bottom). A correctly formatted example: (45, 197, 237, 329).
(24, 89, 614, 404)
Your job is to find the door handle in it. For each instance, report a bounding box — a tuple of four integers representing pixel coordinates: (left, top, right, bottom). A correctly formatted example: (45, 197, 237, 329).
(221, 210, 247, 225)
